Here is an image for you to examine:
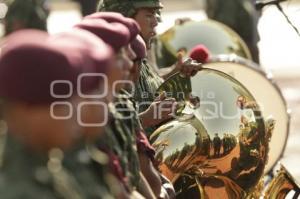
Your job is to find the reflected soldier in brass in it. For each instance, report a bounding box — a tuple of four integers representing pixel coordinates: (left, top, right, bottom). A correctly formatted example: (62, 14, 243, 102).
(150, 68, 276, 198)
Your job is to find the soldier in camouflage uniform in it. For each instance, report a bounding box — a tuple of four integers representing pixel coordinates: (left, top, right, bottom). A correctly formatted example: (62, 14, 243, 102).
(4, 0, 48, 35)
(0, 29, 119, 199)
(97, 0, 202, 135)
(73, 17, 155, 198)
(75, 13, 175, 198)
(85, 12, 175, 198)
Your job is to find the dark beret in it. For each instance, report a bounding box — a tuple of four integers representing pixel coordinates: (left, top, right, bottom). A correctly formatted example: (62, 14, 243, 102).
(85, 12, 140, 41)
(0, 29, 114, 104)
(74, 18, 130, 52)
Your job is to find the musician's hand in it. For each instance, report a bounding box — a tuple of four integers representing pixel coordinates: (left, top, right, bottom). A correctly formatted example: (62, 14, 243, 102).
(175, 53, 202, 77)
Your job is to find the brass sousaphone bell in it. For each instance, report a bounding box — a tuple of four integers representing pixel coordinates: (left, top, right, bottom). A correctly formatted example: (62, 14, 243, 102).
(150, 69, 275, 198)
(153, 20, 252, 68)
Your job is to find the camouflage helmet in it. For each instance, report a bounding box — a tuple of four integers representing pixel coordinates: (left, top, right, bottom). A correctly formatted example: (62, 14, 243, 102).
(97, 0, 163, 19)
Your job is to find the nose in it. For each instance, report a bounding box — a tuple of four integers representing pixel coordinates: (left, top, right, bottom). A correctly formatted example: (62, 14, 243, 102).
(152, 15, 158, 28)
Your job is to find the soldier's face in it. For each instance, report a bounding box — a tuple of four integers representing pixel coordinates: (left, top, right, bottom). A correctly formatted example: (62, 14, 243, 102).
(134, 8, 159, 49)
(75, 96, 107, 140)
(3, 102, 81, 151)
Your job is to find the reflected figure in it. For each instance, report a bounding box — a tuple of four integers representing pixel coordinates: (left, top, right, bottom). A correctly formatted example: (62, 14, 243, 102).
(223, 134, 228, 155)
(213, 133, 222, 157)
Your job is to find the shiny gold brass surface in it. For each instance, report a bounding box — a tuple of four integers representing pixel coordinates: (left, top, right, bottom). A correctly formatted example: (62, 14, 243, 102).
(154, 20, 252, 68)
(204, 56, 290, 174)
(264, 165, 300, 199)
(151, 69, 273, 198)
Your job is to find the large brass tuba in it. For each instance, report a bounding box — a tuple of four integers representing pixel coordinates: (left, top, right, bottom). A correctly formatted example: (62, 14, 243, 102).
(150, 69, 275, 198)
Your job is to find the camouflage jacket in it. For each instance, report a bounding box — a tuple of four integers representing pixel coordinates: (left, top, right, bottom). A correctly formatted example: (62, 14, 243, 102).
(134, 59, 164, 114)
(96, 91, 142, 192)
(134, 59, 164, 136)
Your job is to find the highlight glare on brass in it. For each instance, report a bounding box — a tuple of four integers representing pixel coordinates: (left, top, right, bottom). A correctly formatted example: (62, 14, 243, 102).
(203, 56, 290, 174)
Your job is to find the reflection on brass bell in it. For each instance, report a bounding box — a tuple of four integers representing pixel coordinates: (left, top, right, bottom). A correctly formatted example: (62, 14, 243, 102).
(151, 69, 273, 198)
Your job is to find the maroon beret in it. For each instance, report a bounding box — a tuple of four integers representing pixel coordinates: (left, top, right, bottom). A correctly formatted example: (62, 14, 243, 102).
(74, 18, 130, 52)
(0, 30, 77, 104)
(49, 29, 115, 93)
(0, 29, 114, 104)
(131, 35, 146, 60)
(85, 12, 140, 41)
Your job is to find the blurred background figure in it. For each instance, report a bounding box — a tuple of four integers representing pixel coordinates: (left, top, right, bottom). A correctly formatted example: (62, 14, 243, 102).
(3, 0, 49, 35)
(73, 0, 98, 16)
(205, 0, 261, 63)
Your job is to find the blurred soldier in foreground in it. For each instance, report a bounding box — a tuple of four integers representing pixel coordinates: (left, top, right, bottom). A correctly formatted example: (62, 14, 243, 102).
(78, 12, 176, 198)
(0, 29, 119, 198)
(73, 17, 143, 195)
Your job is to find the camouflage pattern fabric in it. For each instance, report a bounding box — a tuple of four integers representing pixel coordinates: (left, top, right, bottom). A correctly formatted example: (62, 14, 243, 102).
(133, 59, 164, 136)
(96, 91, 142, 192)
(134, 59, 164, 114)
(97, 0, 163, 18)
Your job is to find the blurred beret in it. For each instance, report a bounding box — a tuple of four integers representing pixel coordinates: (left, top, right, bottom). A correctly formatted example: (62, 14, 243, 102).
(74, 18, 130, 52)
(0, 29, 114, 104)
(49, 29, 115, 94)
(131, 35, 146, 60)
(0, 30, 76, 104)
(85, 12, 140, 41)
